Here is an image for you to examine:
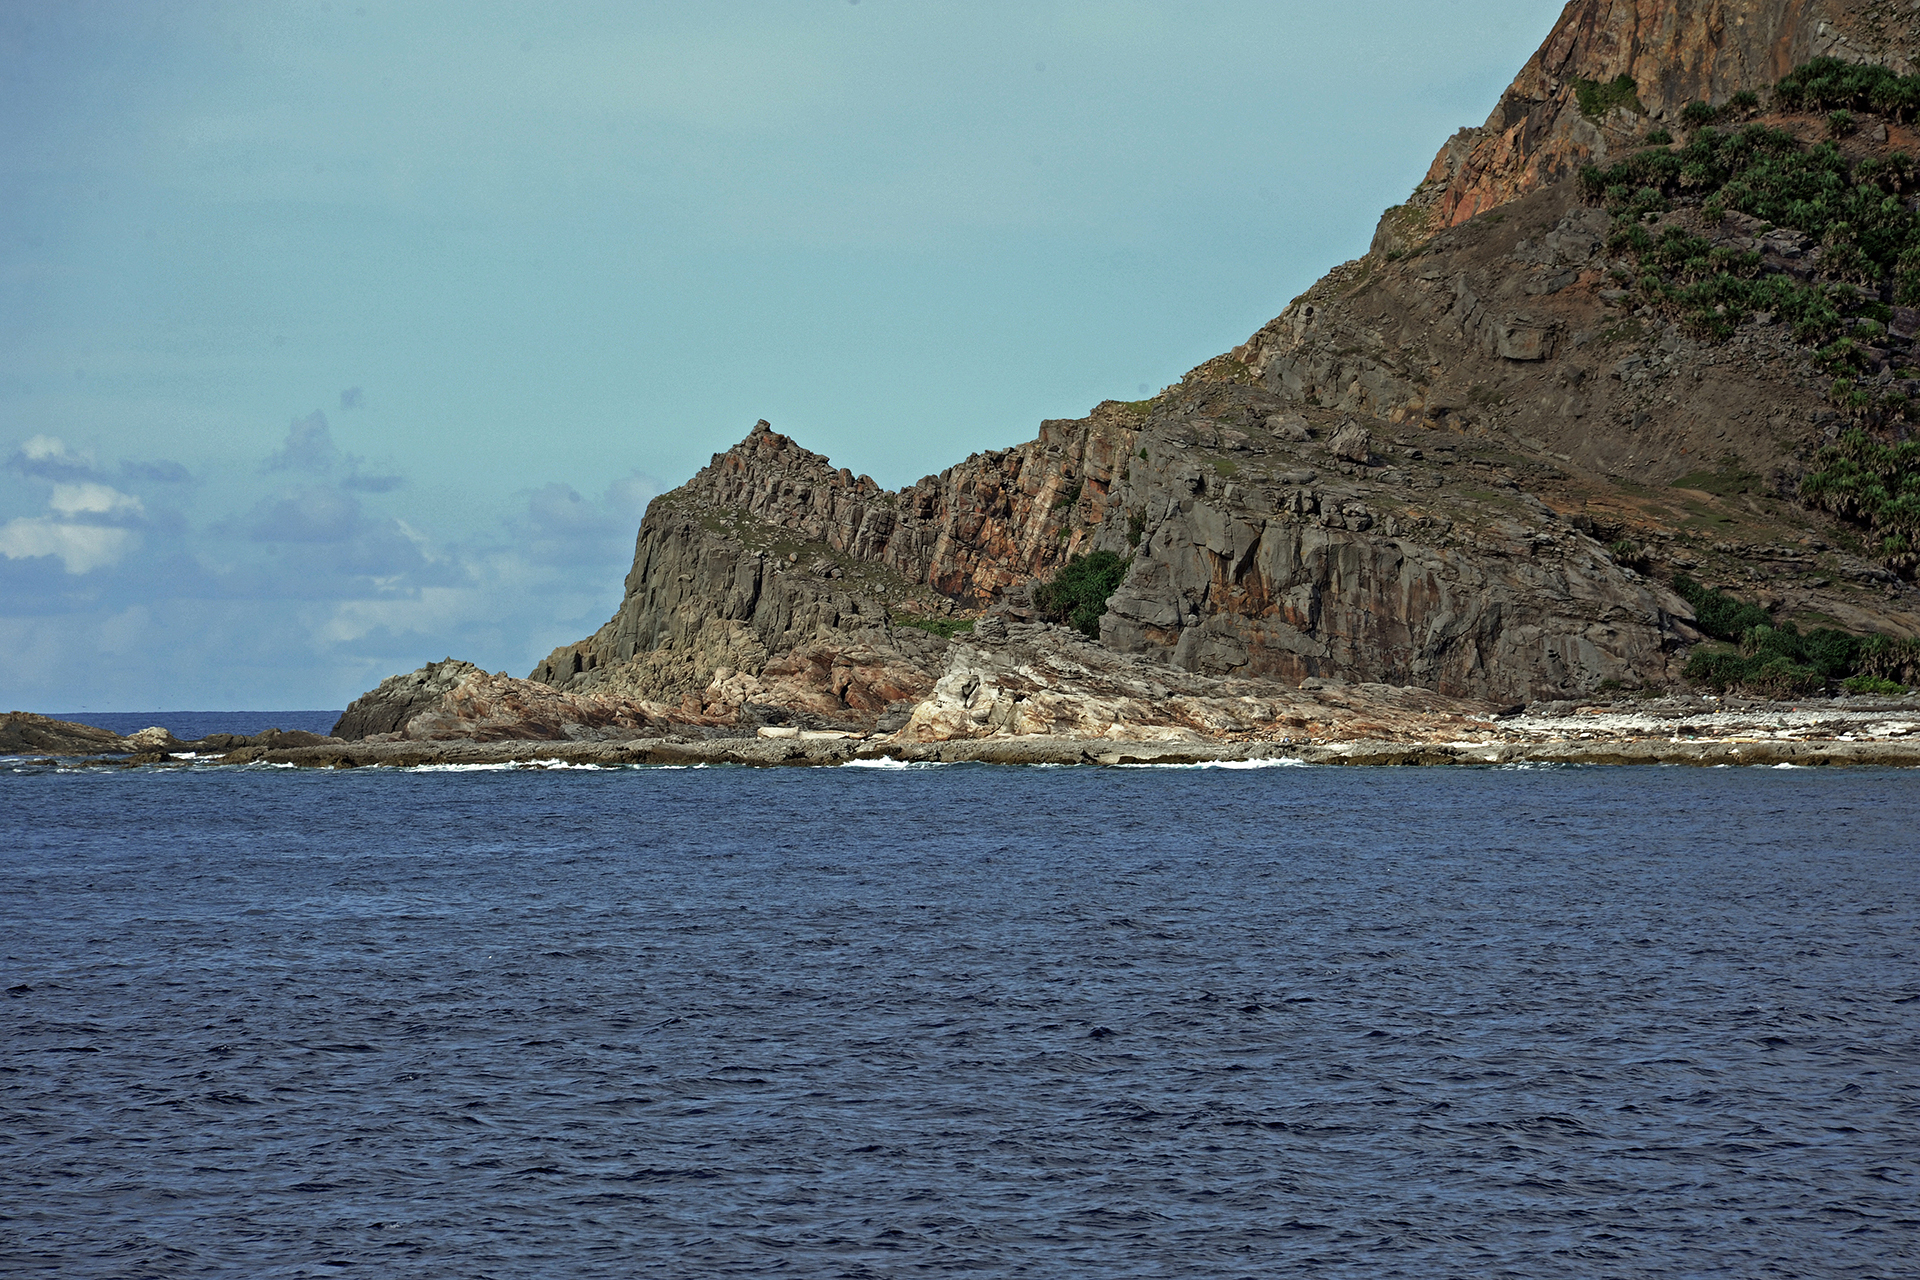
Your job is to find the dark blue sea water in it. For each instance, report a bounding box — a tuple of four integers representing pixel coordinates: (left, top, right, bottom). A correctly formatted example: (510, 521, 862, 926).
(3, 758, 1916, 1277)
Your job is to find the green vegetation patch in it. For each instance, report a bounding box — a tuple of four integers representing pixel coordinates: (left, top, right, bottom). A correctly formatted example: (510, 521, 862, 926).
(1674, 574, 1772, 640)
(1578, 119, 1917, 341)
(1674, 574, 1918, 693)
(1799, 428, 1920, 568)
(1575, 74, 1644, 121)
(1684, 620, 1869, 696)
(890, 614, 974, 640)
(1773, 56, 1920, 119)
(1035, 550, 1131, 639)
(1578, 63, 1920, 576)
(1672, 456, 1765, 497)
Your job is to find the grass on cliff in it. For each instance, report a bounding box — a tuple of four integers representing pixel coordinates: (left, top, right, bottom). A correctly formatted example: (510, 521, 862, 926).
(890, 613, 974, 640)
(1574, 74, 1644, 121)
(1035, 550, 1131, 639)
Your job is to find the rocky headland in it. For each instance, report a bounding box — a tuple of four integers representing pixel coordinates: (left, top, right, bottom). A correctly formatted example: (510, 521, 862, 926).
(25, 0, 1920, 771)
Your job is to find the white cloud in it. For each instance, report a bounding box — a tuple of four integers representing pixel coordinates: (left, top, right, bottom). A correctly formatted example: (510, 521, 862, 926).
(7, 435, 100, 481)
(0, 518, 140, 573)
(318, 586, 492, 645)
(21, 435, 73, 462)
(49, 482, 145, 518)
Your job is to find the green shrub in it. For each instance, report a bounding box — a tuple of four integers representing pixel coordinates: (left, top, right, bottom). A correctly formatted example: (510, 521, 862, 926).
(1728, 90, 1761, 114)
(1828, 109, 1858, 138)
(1034, 550, 1131, 639)
(1576, 74, 1644, 120)
(1775, 57, 1920, 119)
(1578, 114, 1918, 345)
(1743, 654, 1829, 697)
(1609, 539, 1650, 571)
(1802, 626, 1862, 678)
(1673, 574, 1773, 640)
(1687, 614, 1912, 693)
(1127, 511, 1147, 547)
(1644, 128, 1674, 146)
(1799, 429, 1920, 563)
(1856, 634, 1920, 683)
(1684, 646, 1754, 691)
(1681, 100, 1719, 128)
(1684, 644, 1825, 696)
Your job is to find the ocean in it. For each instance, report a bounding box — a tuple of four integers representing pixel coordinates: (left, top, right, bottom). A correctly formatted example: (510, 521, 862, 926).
(4, 752, 1916, 1276)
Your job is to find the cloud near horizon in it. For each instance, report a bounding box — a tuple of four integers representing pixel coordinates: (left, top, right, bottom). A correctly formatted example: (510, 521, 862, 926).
(1, 440, 152, 574)
(0, 421, 665, 709)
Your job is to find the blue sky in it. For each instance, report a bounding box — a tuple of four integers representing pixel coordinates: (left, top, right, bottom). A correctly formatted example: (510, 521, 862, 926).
(1, 0, 1563, 712)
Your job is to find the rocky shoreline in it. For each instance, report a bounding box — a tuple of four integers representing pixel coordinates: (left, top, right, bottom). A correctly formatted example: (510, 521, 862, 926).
(8, 700, 1920, 770)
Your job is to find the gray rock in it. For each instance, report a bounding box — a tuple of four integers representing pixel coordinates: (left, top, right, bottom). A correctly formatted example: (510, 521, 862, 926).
(1329, 423, 1373, 464)
(333, 658, 484, 740)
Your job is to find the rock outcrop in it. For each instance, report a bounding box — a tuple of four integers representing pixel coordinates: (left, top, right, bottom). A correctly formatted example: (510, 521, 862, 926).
(0, 712, 353, 760)
(1, 712, 137, 756)
(332, 660, 697, 743)
(901, 622, 1500, 743)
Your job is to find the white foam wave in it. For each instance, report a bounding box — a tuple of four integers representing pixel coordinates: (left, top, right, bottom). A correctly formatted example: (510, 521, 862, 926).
(1119, 757, 1312, 770)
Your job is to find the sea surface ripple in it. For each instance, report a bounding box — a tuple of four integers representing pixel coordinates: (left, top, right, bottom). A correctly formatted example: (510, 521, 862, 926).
(3, 761, 1916, 1277)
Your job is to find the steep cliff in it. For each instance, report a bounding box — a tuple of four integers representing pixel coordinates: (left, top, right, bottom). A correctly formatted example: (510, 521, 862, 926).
(335, 0, 1920, 740)
(1382, 0, 1920, 251)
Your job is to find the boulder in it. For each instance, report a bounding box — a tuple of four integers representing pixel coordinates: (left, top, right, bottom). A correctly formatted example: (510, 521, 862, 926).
(1329, 423, 1374, 464)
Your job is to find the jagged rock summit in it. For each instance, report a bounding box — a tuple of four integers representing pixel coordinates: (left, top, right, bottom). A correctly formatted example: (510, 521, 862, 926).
(337, 0, 1920, 745)
(1397, 0, 1920, 241)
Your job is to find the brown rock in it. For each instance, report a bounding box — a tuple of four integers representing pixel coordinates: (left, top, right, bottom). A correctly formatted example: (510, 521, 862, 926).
(1400, 0, 1920, 236)
(0, 712, 131, 756)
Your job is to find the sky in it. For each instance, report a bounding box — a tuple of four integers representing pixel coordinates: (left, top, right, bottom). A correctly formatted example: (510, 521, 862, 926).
(1, 0, 1566, 712)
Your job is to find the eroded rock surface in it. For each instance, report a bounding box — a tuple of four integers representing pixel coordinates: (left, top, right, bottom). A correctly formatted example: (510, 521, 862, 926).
(332, 661, 693, 743)
(901, 623, 1501, 744)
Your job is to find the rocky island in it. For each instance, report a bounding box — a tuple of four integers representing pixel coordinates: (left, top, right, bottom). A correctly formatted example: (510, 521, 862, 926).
(19, 0, 1920, 770)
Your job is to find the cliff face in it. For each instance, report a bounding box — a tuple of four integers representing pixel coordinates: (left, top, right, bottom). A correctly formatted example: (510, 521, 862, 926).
(1392, 0, 1920, 243)
(533, 380, 1700, 711)
(523, 417, 1139, 729)
(425, 0, 1920, 737)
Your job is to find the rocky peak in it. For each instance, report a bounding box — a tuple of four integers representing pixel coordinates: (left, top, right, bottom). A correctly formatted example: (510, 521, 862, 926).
(1388, 0, 1920, 244)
